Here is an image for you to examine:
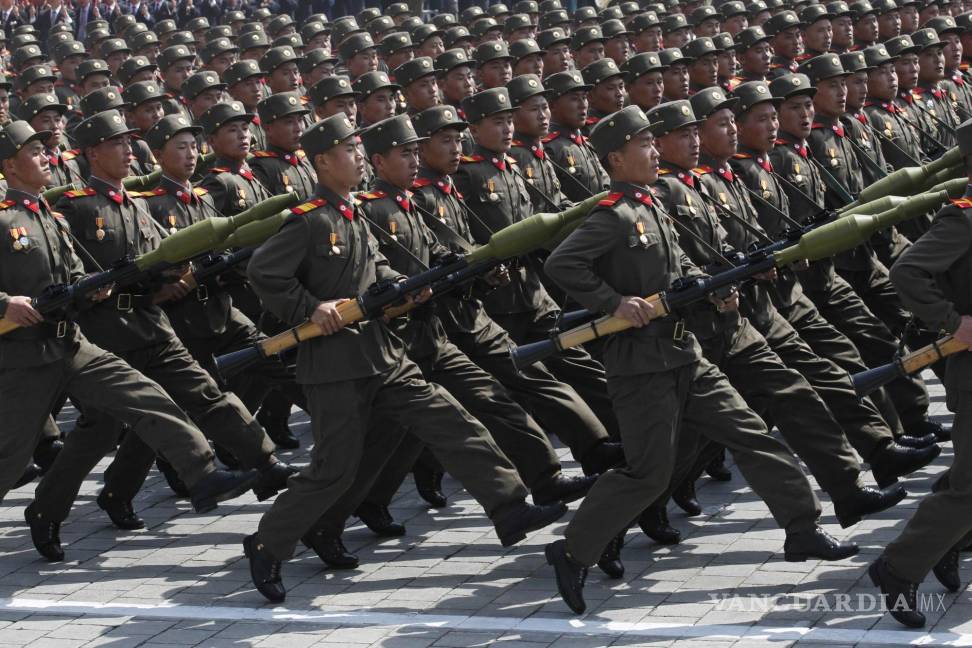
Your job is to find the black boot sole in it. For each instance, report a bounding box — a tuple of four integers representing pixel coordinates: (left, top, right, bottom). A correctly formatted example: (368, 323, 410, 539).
(834, 486, 908, 528)
(498, 502, 568, 547)
(784, 544, 859, 562)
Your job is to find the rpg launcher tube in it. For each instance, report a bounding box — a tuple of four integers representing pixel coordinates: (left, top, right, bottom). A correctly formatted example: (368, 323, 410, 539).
(853, 335, 968, 397)
(848, 146, 960, 208)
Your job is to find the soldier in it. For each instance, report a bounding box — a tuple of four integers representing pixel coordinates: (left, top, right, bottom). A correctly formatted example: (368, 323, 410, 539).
(117, 56, 158, 88)
(630, 12, 664, 54)
(238, 30, 271, 63)
(51, 40, 85, 112)
(199, 37, 239, 77)
(571, 26, 606, 71)
(395, 57, 441, 113)
(722, 1, 750, 37)
(544, 71, 610, 201)
(851, 0, 880, 50)
(300, 49, 339, 90)
(378, 31, 414, 73)
(623, 52, 666, 112)
(601, 19, 632, 66)
(799, 4, 835, 60)
(0, 119, 257, 545)
(714, 33, 738, 91)
(99, 38, 132, 81)
(509, 74, 570, 216)
(30, 110, 295, 547)
(765, 11, 805, 78)
(340, 32, 380, 80)
(830, 0, 856, 53)
(929, 15, 972, 122)
(353, 71, 400, 129)
(17, 64, 57, 104)
(839, 51, 891, 188)
(511, 38, 545, 78)
(659, 47, 692, 101)
(182, 72, 227, 156)
(309, 75, 357, 124)
(869, 118, 972, 629)
(874, 0, 902, 41)
(693, 5, 723, 38)
(684, 37, 721, 94)
(16, 94, 82, 188)
(260, 46, 303, 95)
(662, 13, 693, 49)
(224, 60, 269, 153)
(543, 105, 857, 616)
(730, 26, 773, 88)
(911, 27, 962, 150)
(250, 92, 317, 200)
(121, 81, 165, 176)
(241, 113, 568, 604)
(157, 45, 195, 126)
(581, 58, 626, 133)
(888, 34, 949, 158)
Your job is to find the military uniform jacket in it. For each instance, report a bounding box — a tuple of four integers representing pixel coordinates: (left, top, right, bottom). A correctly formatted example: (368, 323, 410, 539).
(250, 145, 317, 199)
(453, 144, 556, 318)
(45, 146, 83, 188)
(509, 134, 572, 213)
(0, 189, 89, 369)
(249, 116, 268, 153)
(247, 184, 403, 385)
(197, 157, 273, 216)
(843, 111, 888, 186)
(55, 176, 175, 353)
(654, 163, 741, 340)
(131, 135, 158, 177)
(134, 175, 232, 339)
(863, 96, 927, 169)
(695, 154, 779, 332)
(543, 180, 704, 378)
(890, 194, 972, 393)
(542, 122, 609, 202)
(358, 178, 450, 361)
(55, 82, 80, 112)
(913, 82, 960, 150)
(942, 71, 972, 122)
(411, 167, 494, 342)
(161, 91, 194, 125)
(768, 56, 798, 80)
(895, 89, 948, 159)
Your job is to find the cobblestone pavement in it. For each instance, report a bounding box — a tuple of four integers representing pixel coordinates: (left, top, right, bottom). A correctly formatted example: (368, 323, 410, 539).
(0, 371, 967, 647)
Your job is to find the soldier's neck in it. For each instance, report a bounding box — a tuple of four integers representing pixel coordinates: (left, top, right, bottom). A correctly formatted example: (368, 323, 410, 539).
(7, 181, 41, 198)
(777, 129, 806, 144)
(90, 172, 123, 189)
(161, 173, 192, 190)
(319, 179, 354, 201)
(513, 131, 541, 144)
(375, 176, 408, 192)
(700, 150, 730, 168)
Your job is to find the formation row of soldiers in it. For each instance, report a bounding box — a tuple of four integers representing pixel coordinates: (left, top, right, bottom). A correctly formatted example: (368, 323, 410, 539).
(0, 0, 968, 630)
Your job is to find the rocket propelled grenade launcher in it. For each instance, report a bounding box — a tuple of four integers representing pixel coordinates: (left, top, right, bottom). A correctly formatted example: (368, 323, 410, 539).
(844, 146, 962, 209)
(852, 335, 969, 397)
(213, 192, 608, 378)
(0, 192, 299, 336)
(510, 189, 953, 370)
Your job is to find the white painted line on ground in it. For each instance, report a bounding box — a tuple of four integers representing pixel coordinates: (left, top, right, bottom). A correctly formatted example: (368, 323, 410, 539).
(2, 597, 971, 645)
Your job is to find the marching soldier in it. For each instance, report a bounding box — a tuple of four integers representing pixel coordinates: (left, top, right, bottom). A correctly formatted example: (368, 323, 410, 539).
(765, 11, 804, 78)
(224, 60, 270, 153)
(16, 94, 82, 188)
(911, 27, 962, 150)
(930, 15, 972, 122)
(509, 74, 570, 215)
(241, 113, 568, 604)
(581, 58, 626, 133)
(250, 92, 317, 199)
(157, 45, 196, 126)
(121, 81, 165, 176)
(623, 52, 666, 112)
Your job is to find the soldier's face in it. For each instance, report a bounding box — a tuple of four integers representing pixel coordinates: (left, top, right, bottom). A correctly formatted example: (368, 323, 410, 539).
(941, 32, 963, 69)
(662, 63, 689, 99)
(0, 89, 8, 122)
(803, 20, 833, 53)
(386, 49, 415, 72)
(895, 52, 920, 89)
(157, 131, 198, 182)
(718, 50, 737, 79)
(543, 44, 572, 73)
(405, 76, 440, 111)
(656, 125, 699, 169)
(25, 79, 55, 98)
(190, 88, 225, 119)
(469, 111, 514, 152)
(778, 94, 814, 138)
(575, 41, 605, 69)
(418, 36, 445, 59)
(868, 62, 898, 99)
(605, 35, 631, 64)
(877, 11, 902, 40)
(211, 118, 251, 160)
(270, 62, 302, 93)
(628, 70, 664, 110)
(267, 114, 304, 151)
(442, 66, 476, 102)
(741, 42, 772, 75)
(420, 127, 464, 175)
(514, 53, 544, 77)
(813, 76, 846, 117)
(918, 45, 946, 82)
(349, 48, 380, 77)
(697, 18, 721, 37)
(31, 109, 64, 147)
(513, 94, 550, 137)
(773, 27, 804, 59)
(208, 52, 237, 75)
(319, 137, 364, 189)
(10, 141, 51, 189)
(855, 14, 879, 43)
(634, 27, 663, 52)
(60, 54, 85, 82)
(613, 130, 658, 185)
(700, 108, 737, 159)
(844, 70, 868, 111)
(322, 96, 358, 124)
(373, 141, 419, 189)
(163, 60, 194, 91)
(689, 53, 719, 88)
(665, 28, 691, 48)
(737, 102, 778, 152)
(361, 88, 397, 125)
(831, 16, 853, 46)
(90, 134, 134, 180)
(724, 15, 748, 36)
(230, 76, 264, 109)
(550, 90, 588, 128)
(479, 58, 513, 89)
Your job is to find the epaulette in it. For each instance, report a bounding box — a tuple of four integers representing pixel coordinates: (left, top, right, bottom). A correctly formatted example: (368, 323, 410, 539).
(657, 167, 671, 175)
(961, 61, 970, 72)
(209, 166, 230, 174)
(192, 187, 208, 197)
(598, 191, 623, 206)
(357, 190, 387, 200)
(64, 188, 97, 198)
(290, 198, 327, 214)
(774, 138, 789, 146)
(541, 132, 559, 143)
(506, 155, 517, 165)
(250, 150, 278, 158)
(0, 200, 15, 210)
(460, 154, 484, 163)
(732, 152, 753, 160)
(62, 149, 79, 161)
(136, 187, 168, 198)
(693, 165, 713, 175)
(411, 177, 433, 189)
(949, 198, 972, 209)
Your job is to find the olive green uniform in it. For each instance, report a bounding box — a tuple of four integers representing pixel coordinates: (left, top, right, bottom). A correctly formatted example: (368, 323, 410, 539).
(247, 184, 528, 560)
(249, 146, 317, 200)
(30, 177, 277, 522)
(542, 123, 610, 202)
(545, 180, 821, 566)
(884, 195, 972, 579)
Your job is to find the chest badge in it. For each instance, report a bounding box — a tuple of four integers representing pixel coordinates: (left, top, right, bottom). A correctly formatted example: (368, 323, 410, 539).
(10, 226, 28, 251)
(566, 153, 576, 174)
(168, 214, 178, 234)
(95, 216, 106, 241)
(388, 220, 399, 241)
(828, 147, 838, 166)
(636, 221, 648, 245)
(487, 179, 499, 202)
(237, 187, 247, 209)
(330, 231, 340, 256)
(438, 204, 447, 224)
(760, 178, 771, 200)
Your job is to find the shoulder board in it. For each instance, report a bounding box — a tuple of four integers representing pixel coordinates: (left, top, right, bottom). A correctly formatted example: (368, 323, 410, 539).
(505, 155, 517, 165)
(732, 153, 753, 160)
(301, 95, 310, 105)
(949, 198, 972, 209)
(192, 187, 208, 197)
(774, 138, 789, 146)
(693, 165, 713, 175)
(209, 166, 231, 174)
(357, 190, 388, 200)
(460, 154, 484, 163)
(810, 122, 826, 129)
(541, 132, 559, 143)
(65, 188, 97, 198)
(657, 167, 671, 175)
(290, 198, 328, 215)
(251, 150, 278, 158)
(598, 191, 623, 207)
(411, 177, 433, 189)
(62, 149, 79, 161)
(0, 200, 15, 210)
(144, 187, 168, 197)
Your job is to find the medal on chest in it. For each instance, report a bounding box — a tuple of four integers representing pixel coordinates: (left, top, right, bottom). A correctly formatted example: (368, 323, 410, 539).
(793, 162, 802, 183)
(828, 147, 838, 167)
(95, 216, 106, 241)
(9, 226, 28, 251)
(487, 179, 499, 202)
(760, 178, 770, 199)
(719, 192, 728, 207)
(168, 214, 178, 234)
(438, 204, 447, 224)
(686, 195, 697, 215)
(237, 187, 247, 209)
(636, 221, 648, 245)
(330, 231, 340, 255)
(283, 173, 294, 192)
(526, 166, 534, 184)
(388, 220, 399, 241)
(566, 153, 576, 174)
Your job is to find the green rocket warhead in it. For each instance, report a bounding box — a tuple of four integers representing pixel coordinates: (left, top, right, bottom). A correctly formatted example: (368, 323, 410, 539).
(838, 195, 906, 217)
(132, 192, 301, 270)
(926, 176, 968, 197)
(847, 146, 961, 208)
(775, 189, 949, 266)
(464, 191, 608, 264)
(221, 210, 291, 248)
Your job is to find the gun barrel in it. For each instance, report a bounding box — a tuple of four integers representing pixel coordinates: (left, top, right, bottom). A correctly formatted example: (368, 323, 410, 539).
(214, 345, 266, 380)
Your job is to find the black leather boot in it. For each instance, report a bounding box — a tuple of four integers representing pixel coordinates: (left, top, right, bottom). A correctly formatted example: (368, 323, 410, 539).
(869, 556, 925, 628)
(243, 534, 285, 603)
(638, 505, 681, 545)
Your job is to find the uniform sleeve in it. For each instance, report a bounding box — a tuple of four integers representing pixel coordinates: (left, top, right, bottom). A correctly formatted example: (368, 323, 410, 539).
(889, 208, 971, 334)
(544, 207, 624, 314)
(247, 215, 320, 325)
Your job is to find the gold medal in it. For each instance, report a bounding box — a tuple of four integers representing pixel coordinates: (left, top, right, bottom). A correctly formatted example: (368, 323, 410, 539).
(828, 147, 837, 166)
(237, 187, 246, 209)
(487, 179, 498, 202)
(330, 231, 340, 255)
(760, 179, 770, 199)
(636, 221, 647, 245)
(283, 174, 293, 192)
(389, 220, 398, 241)
(95, 216, 105, 241)
(567, 153, 576, 173)
(718, 192, 728, 207)
(9, 227, 20, 250)
(168, 214, 178, 235)
(438, 205, 446, 223)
